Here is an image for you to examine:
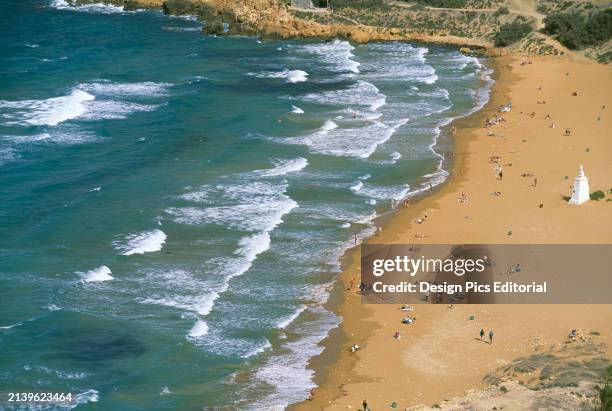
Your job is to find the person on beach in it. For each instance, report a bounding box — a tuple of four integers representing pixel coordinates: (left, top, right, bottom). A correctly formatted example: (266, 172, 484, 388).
(489, 330, 494, 345)
(533, 178, 538, 187)
(480, 329, 485, 340)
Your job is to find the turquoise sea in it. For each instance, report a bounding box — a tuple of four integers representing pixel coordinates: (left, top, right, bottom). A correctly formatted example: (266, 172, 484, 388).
(0, 1, 492, 409)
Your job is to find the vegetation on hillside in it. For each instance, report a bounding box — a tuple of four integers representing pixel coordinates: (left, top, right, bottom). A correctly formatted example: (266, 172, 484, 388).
(329, 0, 388, 9)
(543, 9, 612, 50)
(598, 364, 612, 411)
(294, 0, 610, 63)
(413, 0, 468, 8)
(494, 19, 533, 46)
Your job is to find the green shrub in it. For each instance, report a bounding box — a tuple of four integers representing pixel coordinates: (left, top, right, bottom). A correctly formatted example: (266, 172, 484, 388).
(494, 21, 533, 46)
(414, 0, 468, 8)
(598, 365, 612, 411)
(590, 190, 606, 201)
(544, 9, 612, 50)
(494, 6, 510, 17)
(329, 0, 387, 9)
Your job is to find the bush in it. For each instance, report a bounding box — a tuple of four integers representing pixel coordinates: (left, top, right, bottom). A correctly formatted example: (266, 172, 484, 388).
(414, 0, 468, 7)
(494, 21, 533, 46)
(590, 190, 606, 201)
(494, 6, 510, 17)
(598, 365, 612, 411)
(329, 0, 387, 9)
(544, 9, 612, 50)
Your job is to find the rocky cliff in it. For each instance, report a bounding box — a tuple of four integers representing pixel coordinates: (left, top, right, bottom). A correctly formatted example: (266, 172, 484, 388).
(69, 0, 491, 48)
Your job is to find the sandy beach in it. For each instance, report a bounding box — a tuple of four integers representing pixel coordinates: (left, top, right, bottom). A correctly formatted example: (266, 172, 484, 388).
(292, 54, 612, 410)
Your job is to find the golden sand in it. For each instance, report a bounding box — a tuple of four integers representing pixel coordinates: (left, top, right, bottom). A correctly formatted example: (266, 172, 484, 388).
(292, 55, 612, 410)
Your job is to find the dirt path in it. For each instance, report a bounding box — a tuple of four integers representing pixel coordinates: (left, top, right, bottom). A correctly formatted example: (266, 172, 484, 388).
(506, 0, 545, 28)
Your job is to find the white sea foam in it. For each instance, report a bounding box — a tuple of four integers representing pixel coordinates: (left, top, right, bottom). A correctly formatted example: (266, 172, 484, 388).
(169, 183, 297, 232)
(81, 265, 113, 282)
(249, 306, 340, 410)
(283, 117, 408, 159)
(167, 181, 297, 339)
(242, 338, 272, 358)
(349, 181, 363, 192)
(248, 69, 308, 83)
(142, 293, 216, 316)
(359, 43, 438, 84)
(78, 100, 159, 120)
(320, 119, 338, 132)
(113, 229, 167, 256)
(51, 0, 126, 14)
(0, 89, 94, 126)
(162, 25, 203, 32)
(0, 81, 168, 127)
(0, 322, 23, 330)
(286, 70, 308, 83)
(2, 131, 98, 146)
(276, 305, 307, 329)
(300, 40, 360, 74)
(255, 158, 308, 177)
(299, 80, 385, 112)
(351, 181, 410, 201)
(168, 14, 199, 22)
(78, 81, 171, 97)
(72, 389, 99, 409)
(188, 319, 209, 338)
(290, 105, 304, 114)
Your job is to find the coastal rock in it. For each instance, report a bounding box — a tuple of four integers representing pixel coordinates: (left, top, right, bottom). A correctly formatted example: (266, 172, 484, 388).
(74, 0, 495, 48)
(162, 0, 207, 16)
(204, 20, 225, 35)
(124, 0, 164, 10)
(72, 0, 125, 6)
(338, 26, 370, 44)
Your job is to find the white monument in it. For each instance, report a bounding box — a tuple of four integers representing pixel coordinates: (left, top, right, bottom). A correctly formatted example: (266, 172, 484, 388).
(569, 165, 590, 205)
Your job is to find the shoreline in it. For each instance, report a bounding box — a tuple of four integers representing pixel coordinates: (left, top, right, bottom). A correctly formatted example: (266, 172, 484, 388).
(289, 55, 508, 411)
(292, 52, 612, 410)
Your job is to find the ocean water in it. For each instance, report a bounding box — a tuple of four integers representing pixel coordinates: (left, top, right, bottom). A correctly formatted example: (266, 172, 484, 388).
(0, 1, 493, 409)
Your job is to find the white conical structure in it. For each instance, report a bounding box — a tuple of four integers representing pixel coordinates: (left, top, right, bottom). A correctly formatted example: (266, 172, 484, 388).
(569, 165, 590, 205)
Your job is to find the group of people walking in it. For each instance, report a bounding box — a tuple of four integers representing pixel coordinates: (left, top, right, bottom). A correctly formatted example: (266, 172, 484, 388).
(479, 328, 494, 344)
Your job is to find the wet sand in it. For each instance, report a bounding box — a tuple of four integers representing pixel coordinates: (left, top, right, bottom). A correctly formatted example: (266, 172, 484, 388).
(292, 54, 612, 410)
